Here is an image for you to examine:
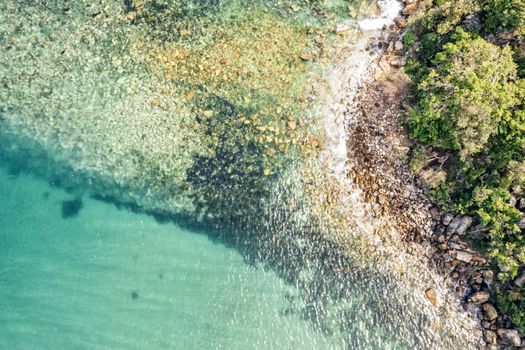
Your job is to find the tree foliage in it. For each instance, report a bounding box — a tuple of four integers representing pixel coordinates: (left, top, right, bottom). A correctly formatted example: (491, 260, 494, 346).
(406, 3, 525, 331)
(483, 0, 525, 35)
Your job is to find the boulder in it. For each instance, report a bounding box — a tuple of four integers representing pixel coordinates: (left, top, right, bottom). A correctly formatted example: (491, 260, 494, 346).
(456, 251, 473, 263)
(517, 216, 525, 230)
(483, 270, 494, 285)
(482, 303, 498, 321)
(446, 215, 463, 235)
(442, 213, 454, 226)
(456, 216, 473, 235)
(468, 291, 490, 304)
(402, 3, 418, 16)
(518, 197, 525, 210)
(483, 330, 497, 345)
(497, 329, 521, 347)
(515, 273, 525, 288)
(394, 16, 407, 29)
(394, 40, 404, 52)
(425, 288, 438, 307)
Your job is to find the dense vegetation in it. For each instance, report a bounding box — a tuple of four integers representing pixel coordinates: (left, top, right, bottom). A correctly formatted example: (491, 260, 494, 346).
(405, 0, 525, 331)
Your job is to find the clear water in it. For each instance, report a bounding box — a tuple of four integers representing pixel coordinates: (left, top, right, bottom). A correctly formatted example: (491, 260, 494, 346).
(0, 165, 346, 349)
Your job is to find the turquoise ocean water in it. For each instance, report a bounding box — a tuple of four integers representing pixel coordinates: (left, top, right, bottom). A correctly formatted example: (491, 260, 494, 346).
(0, 164, 353, 349)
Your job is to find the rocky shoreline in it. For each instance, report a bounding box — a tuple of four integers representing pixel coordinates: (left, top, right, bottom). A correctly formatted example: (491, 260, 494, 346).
(347, 1, 525, 348)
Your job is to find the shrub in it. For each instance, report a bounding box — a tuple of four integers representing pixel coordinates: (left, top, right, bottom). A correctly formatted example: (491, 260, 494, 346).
(483, 0, 525, 35)
(409, 28, 519, 159)
(408, 27, 525, 274)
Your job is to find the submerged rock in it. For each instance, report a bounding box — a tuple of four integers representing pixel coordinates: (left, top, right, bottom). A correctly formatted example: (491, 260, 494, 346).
(61, 198, 83, 219)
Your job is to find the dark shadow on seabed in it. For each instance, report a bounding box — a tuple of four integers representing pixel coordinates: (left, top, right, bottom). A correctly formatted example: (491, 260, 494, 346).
(0, 135, 441, 350)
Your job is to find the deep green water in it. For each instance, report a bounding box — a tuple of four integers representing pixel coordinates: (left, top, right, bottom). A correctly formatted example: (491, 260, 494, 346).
(0, 165, 349, 349)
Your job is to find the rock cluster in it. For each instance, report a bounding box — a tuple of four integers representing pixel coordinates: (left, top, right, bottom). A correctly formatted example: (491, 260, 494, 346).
(432, 211, 525, 349)
(348, 1, 525, 348)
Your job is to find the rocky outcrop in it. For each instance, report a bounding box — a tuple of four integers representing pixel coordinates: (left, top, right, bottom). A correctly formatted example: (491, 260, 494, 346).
(347, 2, 525, 348)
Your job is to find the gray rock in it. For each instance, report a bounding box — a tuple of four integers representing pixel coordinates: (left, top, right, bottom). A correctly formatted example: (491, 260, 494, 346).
(510, 195, 518, 207)
(518, 197, 525, 211)
(446, 215, 463, 236)
(394, 40, 404, 52)
(497, 329, 521, 347)
(449, 242, 461, 250)
(483, 303, 498, 321)
(518, 216, 525, 230)
(515, 273, 525, 288)
(456, 251, 473, 263)
(462, 13, 482, 32)
(456, 216, 473, 235)
(468, 291, 490, 304)
(442, 213, 454, 226)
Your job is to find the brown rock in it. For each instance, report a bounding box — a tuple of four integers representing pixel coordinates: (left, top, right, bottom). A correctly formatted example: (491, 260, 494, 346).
(425, 288, 438, 307)
(483, 330, 497, 345)
(299, 53, 312, 61)
(483, 303, 498, 321)
(468, 291, 490, 304)
(402, 3, 418, 16)
(395, 16, 407, 28)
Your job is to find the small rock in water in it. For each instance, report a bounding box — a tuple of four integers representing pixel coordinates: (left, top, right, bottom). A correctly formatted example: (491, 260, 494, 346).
(497, 329, 521, 347)
(468, 291, 490, 305)
(61, 198, 83, 219)
(482, 303, 498, 321)
(131, 291, 139, 300)
(425, 288, 438, 307)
